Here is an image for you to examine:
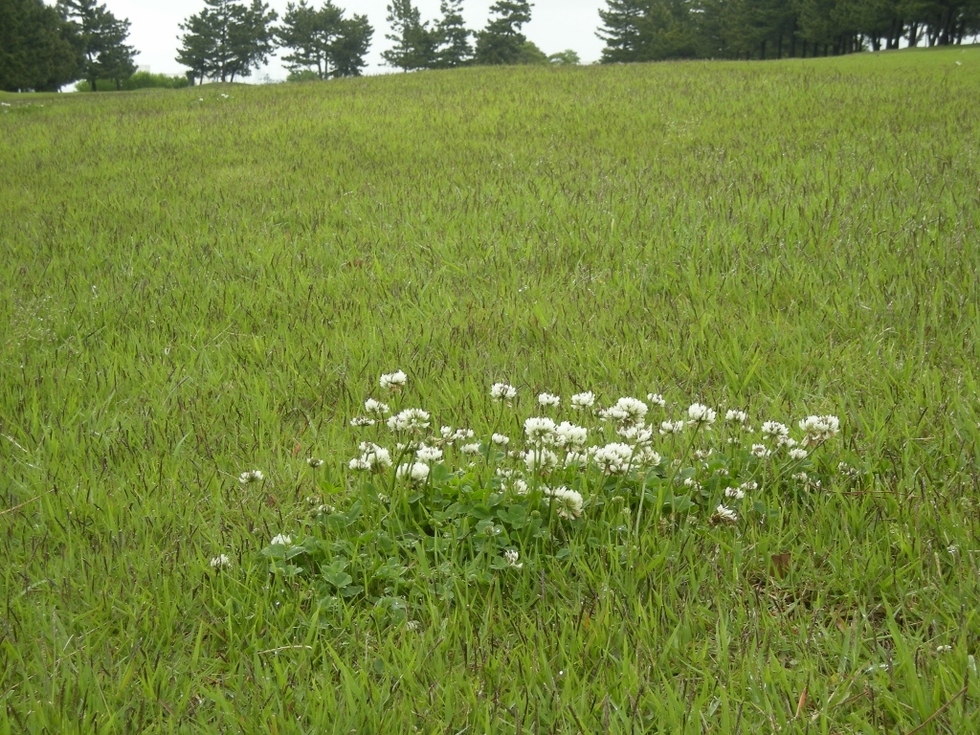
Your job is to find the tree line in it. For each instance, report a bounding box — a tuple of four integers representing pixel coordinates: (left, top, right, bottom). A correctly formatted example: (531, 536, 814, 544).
(598, 0, 980, 62)
(4, 0, 979, 92)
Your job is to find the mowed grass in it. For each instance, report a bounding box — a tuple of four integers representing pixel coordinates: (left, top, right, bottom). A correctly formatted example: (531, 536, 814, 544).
(2, 45, 980, 733)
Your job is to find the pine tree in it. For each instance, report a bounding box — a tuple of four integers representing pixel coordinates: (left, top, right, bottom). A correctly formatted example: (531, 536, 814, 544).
(331, 14, 373, 77)
(597, 0, 651, 63)
(434, 0, 471, 68)
(177, 0, 277, 84)
(57, 0, 136, 91)
(277, 1, 372, 78)
(382, 0, 437, 71)
(474, 0, 533, 65)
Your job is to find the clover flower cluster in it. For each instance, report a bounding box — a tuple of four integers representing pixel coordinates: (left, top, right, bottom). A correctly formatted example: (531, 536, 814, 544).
(343, 373, 842, 527)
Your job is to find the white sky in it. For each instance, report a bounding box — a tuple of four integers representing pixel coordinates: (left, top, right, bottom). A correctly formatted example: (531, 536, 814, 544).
(103, 1, 609, 80)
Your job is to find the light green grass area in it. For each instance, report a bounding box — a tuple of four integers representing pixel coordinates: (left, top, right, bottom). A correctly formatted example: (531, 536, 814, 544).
(2, 46, 979, 733)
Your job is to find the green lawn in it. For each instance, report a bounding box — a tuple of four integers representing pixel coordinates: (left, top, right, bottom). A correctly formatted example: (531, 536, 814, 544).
(2, 46, 979, 733)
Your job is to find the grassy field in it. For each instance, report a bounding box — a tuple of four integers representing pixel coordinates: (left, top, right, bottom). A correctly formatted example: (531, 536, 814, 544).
(2, 45, 979, 733)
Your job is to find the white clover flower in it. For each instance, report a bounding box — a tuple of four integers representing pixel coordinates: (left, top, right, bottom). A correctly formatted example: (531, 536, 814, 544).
(523, 448, 559, 473)
(660, 419, 684, 434)
(543, 485, 584, 520)
(511, 478, 529, 495)
(415, 445, 443, 463)
(687, 403, 717, 425)
(379, 370, 407, 390)
(788, 448, 808, 461)
(617, 423, 654, 445)
(564, 451, 590, 467)
(460, 442, 482, 455)
(739, 481, 758, 492)
(555, 421, 588, 448)
(692, 448, 713, 460)
(307, 457, 323, 468)
(349, 442, 392, 472)
(491, 433, 510, 446)
(496, 467, 514, 478)
(592, 442, 634, 475)
(799, 414, 840, 444)
(598, 397, 648, 427)
(209, 554, 232, 570)
(270, 534, 292, 546)
(683, 477, 699, 488)
(777, 435, 798, 448)
(724, 487, 745, 500)
(350, 416, 375, 427)
(503, 549, 523, 569)
(537, 392, 560, 407)
(239, 469, 264, 484)
(364, 398, 390, 416)
(751, 444, 771, 458)
(761, 421, 790, 439)
(570, 391, 595, 409)
(386, 407, 430, 432)
(646, 393, 667, 408)
(396, 462, 430, 483)
(633, 447, 662, 467)
(490, 382, 517, 401)
(524, 416, 557, 444)
(713, 505, 738, 524)
(792, 471, 809, 481)
(725, 409, 748, 424)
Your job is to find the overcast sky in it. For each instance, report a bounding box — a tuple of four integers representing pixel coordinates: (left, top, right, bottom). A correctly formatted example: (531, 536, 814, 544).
(104, 1, 609, 80)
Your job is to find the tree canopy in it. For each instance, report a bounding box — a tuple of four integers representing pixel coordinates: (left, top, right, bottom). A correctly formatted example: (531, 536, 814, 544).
(474, 1, 534, 65)
(177, 0, 278, 84)
(57, 0, 137, 91)
(277, 0, 373, 79)
(0, 0, 81, 92)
